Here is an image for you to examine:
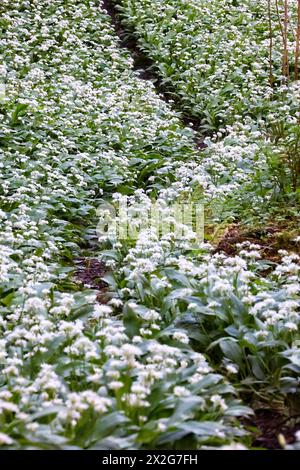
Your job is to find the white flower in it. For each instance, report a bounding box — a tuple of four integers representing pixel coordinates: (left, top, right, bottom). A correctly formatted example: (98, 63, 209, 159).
(226, 364, 239, 374)
(93, 304, 112, 319)
(26, 423, 39, 433)
(210, 395, 228, 411)
(285, 322, 298, 331)
(108, 298, 123, 308)
(219, 443, 247, 450)
(24, 297, 46, 314)
(172, 331, 189, 344)
(173, 386, 191, 397)
(0, 433, 13, 446)
(108, 381, 123, 391)
(157, 422, 167, 432)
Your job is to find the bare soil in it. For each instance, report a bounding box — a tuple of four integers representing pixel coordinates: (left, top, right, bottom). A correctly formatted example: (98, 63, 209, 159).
(215, 223, 300, 268)
(74, 257, 109, 302)
(247, 408, 300, 449)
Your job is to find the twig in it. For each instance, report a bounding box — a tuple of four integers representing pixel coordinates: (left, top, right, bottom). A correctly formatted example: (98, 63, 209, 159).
(295, 0, 300, 80)
(283, 0, 290, 81)
(268, 0, 274, 87)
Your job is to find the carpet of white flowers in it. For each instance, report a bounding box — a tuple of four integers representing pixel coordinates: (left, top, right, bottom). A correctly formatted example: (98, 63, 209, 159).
(117, 0, 300, 217)
(0, 0, 300, 450)
(117, 0, 294, 124)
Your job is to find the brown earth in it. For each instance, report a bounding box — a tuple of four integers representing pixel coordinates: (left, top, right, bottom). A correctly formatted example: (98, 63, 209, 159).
(214, 224, 300, 269)
(74, 257, 109, 302)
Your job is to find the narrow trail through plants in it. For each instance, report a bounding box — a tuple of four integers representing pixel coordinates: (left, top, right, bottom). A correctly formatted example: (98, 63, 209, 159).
(74, 0, 207, 293)
(102, 0, 206, 148)
(74, 0, 208, 294)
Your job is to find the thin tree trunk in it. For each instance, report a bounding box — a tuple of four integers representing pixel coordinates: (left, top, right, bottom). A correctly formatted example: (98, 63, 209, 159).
(268, 0, 274, 87)
(283, 0, 289, 81)
(275, 0, 289, 82)
(275, 0, 285, 44)
(295, 0, 300, 80)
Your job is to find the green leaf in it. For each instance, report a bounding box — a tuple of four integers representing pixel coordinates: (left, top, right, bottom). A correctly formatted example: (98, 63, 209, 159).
(224, 405, 253, 417)
(91, 412, 129, 440)
(219, 338, 244, 367)
(30, 406, 64, 422)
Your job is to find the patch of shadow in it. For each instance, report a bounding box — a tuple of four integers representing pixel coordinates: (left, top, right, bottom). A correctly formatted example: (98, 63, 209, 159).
(214, 224, 300, 272)
(246, 408, 300, 449)
(74, 257, 109, 302)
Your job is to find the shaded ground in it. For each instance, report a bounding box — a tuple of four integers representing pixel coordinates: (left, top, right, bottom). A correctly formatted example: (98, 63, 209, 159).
(74, 258, 108, 302)
(215, 224, 300, 267)
(247, 408, 300, 449)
